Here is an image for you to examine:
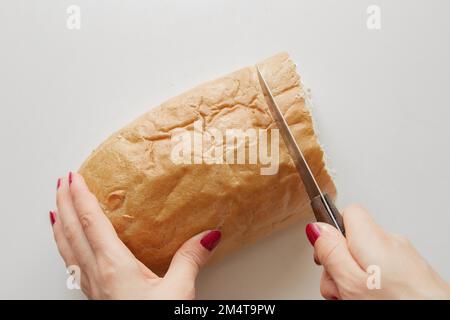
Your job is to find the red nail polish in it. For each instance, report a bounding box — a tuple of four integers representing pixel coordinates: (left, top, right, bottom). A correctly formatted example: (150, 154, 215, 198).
(57, 178, 61, 190)
(69, 172, 73, 185)
(306, 223, 321, 246)
(200, 230, 221, 251)
(49, 211, 56, 225)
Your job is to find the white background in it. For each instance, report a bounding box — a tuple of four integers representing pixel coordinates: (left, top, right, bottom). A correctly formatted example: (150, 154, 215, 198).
(0, 0, 449, 299)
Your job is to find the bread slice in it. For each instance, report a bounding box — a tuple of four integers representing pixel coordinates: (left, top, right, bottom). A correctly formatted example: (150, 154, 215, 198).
(79, 52, 336, 276)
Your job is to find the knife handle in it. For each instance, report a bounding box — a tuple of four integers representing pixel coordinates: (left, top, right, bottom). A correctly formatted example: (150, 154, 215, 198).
(310, 193, 346, 236)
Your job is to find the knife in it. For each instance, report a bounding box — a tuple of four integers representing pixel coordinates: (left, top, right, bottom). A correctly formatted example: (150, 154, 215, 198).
(256, 66, 345, 235)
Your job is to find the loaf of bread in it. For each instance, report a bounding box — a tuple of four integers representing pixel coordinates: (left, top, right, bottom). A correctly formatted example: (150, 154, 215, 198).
(79, 53, 336, 276)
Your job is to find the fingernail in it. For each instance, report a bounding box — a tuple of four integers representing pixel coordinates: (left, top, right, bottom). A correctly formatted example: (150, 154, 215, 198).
(49, 211, 56, 225)
(306, 223, 321, 246)
(200, 230, 221, 251)
(57, 178, 61, 190)
(68, 172, 73, 185)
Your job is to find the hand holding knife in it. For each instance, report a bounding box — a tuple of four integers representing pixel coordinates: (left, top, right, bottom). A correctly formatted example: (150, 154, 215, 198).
(256, 66, 345, 236)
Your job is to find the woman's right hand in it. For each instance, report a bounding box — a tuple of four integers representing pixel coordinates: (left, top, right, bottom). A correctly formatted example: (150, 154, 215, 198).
(306, 204, 450, 300)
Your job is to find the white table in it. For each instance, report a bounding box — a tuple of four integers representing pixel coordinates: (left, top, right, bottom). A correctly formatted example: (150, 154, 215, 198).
(0, 0, 449, 299)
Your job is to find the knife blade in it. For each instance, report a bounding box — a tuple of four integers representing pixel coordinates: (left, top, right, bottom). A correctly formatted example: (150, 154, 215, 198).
(256, 66, 345, 235)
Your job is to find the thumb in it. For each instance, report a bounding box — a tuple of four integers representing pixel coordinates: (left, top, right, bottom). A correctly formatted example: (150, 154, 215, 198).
(306, 223, 366, 289)
(165, 230, 222, 283)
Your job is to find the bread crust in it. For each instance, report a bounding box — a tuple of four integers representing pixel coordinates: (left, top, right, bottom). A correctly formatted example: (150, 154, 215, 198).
(79, 53, 336, 276)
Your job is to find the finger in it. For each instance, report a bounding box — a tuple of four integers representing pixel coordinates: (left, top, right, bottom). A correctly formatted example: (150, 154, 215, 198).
(50, 208, 94, 297)
(69, 172, 128, 258)
(165, 230, 221, 284)
(342, 204, 389, 269)
(306, 222, 366, 288)
(50, 210, 78, 267)
(313, 252, 321, 265)
(56, 175, 96, 271)
(320, 270, 340, 300)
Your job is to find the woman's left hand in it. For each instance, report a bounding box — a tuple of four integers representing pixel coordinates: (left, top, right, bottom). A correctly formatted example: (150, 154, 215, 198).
(50, 172, 221, 299)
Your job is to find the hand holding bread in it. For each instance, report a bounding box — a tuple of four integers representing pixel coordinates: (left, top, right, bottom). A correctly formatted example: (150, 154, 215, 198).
(51, 172, 221, 299)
